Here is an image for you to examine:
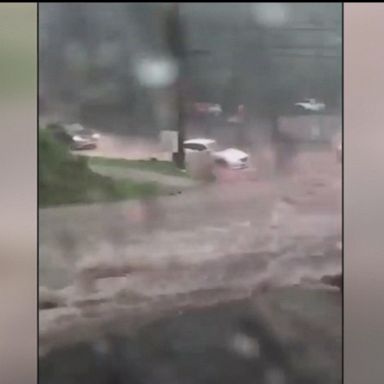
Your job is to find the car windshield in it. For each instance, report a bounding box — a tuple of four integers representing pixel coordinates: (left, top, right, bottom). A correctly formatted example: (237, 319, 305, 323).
(184, 142, 208, 151)
(185, 141, 218, 151)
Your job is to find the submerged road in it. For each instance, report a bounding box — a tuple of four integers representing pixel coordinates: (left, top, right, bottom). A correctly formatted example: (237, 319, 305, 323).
(39, 149, 341, 363)
(40, 150, 341, 290)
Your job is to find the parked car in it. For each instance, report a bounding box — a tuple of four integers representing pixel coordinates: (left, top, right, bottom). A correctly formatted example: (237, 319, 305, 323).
(193, 102, 223, 117)
(294, 98, 326, 112)
(46, 123, 100, 150)
(183, 138, 249, 169)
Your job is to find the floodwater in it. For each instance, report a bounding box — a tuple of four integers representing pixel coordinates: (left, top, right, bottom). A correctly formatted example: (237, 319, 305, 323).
(39, 144, 341, 383)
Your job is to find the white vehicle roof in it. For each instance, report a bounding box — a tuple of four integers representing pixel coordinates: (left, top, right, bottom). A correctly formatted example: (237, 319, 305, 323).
(184, 138, 217, 146)
(215, 148, 248, 158)
(296, 98, 324, 105)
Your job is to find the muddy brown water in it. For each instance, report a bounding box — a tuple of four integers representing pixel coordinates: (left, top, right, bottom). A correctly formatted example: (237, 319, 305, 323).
(39, 148, 341, 383)
(39, 286, 341, 384)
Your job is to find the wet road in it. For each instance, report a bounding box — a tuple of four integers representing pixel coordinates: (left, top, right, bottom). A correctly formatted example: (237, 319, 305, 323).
(39, 148, 341, 364)
(39, 149, 341, 291)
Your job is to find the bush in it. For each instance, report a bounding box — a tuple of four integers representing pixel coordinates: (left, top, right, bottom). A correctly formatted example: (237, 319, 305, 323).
(39, 129, 157, 207)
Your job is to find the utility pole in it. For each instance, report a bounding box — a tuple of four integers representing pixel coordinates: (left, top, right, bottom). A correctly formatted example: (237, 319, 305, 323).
(165, 3, 186, 169)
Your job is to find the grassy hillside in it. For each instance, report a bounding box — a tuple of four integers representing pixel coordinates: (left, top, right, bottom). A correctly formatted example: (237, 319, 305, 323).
(87, 156, 188, 177)
(39, 130, 158, 207)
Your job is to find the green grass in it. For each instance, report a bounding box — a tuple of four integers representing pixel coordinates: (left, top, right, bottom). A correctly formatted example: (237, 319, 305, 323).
(39, 130, 158, 207)
(87, 156, 188, 178)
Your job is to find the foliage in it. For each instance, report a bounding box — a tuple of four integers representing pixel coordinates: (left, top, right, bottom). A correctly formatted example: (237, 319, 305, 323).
(87, 156, 188, 178)
(39, 129, 158, 207)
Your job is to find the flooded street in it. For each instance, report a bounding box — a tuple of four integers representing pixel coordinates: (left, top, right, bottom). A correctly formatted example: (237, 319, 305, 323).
(39, 3, 342, 382)
(39, 148, 341, 362)
(40, 149, 340, 290)
(40, 287, 341, 384)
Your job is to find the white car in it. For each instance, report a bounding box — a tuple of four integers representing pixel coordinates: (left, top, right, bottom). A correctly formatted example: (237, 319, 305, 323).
(295, 98, 326, 112)
(208, 104, 223, 116)
(47, 122, 100, 150)
(183, 138, 249, 169)
(194, 103, 223, 116)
